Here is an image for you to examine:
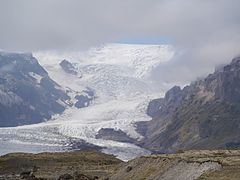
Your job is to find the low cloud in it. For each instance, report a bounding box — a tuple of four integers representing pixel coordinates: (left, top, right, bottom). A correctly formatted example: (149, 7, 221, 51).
(0, 0, 240, 84)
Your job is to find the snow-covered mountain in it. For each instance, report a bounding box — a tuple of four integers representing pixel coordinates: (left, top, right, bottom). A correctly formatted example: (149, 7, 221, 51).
(0, 44, 174, 160)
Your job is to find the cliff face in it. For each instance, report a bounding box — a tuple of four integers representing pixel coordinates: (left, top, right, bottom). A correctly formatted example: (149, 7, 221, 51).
(140, 57, 240, 153)
(59, 59, 79, 76)
(0, 52, 69, 127)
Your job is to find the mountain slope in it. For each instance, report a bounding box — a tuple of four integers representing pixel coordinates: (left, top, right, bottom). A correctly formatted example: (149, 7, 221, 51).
(110, 150, 240, 180)
(0, 44, 175, 160)
(139, 57, 240, 153)
(0, 52, 69, 127)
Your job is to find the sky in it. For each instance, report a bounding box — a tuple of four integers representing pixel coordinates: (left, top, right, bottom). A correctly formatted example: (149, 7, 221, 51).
(0, 0, 240, 84)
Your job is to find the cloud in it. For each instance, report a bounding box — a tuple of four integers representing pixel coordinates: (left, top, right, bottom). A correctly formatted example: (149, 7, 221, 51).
(0, 0, 157, 51)
(0, 0, 240, 84)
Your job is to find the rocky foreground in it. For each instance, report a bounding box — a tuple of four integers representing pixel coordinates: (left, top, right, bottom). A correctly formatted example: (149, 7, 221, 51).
(1, 150, 240, 180)
(0, 151, 121, 180)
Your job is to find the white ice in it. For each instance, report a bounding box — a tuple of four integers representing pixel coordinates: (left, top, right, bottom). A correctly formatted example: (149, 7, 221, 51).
(0, 44, 175, 161)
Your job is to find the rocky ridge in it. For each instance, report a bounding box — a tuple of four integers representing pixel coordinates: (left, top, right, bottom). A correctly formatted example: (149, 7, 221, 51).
(139, 57, 240, 153)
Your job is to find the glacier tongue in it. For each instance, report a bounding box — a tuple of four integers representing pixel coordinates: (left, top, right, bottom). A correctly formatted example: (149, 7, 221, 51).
(35, 44, 174, 138)
(0, 44, 174, 161)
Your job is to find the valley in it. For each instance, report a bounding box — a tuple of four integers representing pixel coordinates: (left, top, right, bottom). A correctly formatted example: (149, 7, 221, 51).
(0, 44, 174, 160)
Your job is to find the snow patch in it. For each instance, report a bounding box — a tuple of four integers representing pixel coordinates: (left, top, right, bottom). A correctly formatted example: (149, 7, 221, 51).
(28, 72, 43, 84)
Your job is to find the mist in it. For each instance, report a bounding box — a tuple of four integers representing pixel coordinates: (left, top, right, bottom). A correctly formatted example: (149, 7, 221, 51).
(0, 0, 240, 84)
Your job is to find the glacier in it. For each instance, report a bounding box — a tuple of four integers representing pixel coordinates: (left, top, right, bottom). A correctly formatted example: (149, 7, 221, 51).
(0, 44, 174, 161)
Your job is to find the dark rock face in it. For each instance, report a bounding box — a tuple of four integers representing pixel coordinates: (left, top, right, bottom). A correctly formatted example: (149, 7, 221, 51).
(60, 59, 78, 76)
(140, 57, 240, 153)
(146, 98, 163, 118)
(0, 52, 69, 127)
(72, 173, 93, 180)
(147, 86, 183, 118)
(58, 174, 74, 180)
(75, 88, 94, 108)
(96, 128, 136, 143)
(75, 95, 90, 108)
(126, 166, 133, 172)
(65, 138, 102, 151)
(20, 171, 39, 180)
(55, 172, 94, 180)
